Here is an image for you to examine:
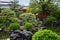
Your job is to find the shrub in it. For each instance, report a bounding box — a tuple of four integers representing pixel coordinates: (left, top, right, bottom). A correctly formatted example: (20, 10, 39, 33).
(0, 24, 3, 28)
(32, 29, 60, 40)
(0, 16, 6, 28)
(0, 16, 7, 24)
(8, 17, 18, 23)
(46, 16, 57, 22)
(1, 9, 16, 16)
(20, 13, 37, 26)
(24, 22, 33, 30)
(11, 18, 18, 23)
(17, 11, 23, 15)
(9, 23, 20, 30)
(0, 8, 2, 13)
(0, 24, 5, 29)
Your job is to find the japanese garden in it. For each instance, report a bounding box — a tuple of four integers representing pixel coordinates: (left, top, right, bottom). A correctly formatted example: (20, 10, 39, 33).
(0, 0, 60, 40)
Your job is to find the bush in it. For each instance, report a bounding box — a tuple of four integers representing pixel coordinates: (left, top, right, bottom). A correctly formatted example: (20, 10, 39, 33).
(11, 18, 18, 23)
(0, 8, 2, 13)
(20, 13, 37, 26)
(1, 9, 16, 16)
(17, 11, 23, 15)
(46, 16, 57, 22)
(32, 29, 60, 40)
(24, 22, 33, 30)
(0, 16, 7, 24)
(9, 23, 20, 30)
(0, 16, 6, 28)
(8, 17, 18, 23)
(0, 24, 3, 28)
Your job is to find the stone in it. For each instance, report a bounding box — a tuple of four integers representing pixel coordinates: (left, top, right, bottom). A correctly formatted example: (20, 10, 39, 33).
(10, 30, 32, 40)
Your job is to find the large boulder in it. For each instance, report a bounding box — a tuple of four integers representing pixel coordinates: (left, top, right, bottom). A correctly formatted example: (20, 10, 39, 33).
(10, 30, 32, 40)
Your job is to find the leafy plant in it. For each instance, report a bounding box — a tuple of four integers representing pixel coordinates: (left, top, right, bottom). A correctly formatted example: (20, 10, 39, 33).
(32, 29, 60, 40)
(9, 23, 20, 30)
(53, 9, 60, 18)
(17, 11, 23, 15)
(46, 16, 57, 22)
(0, 16, 7, 28)
(20, 13, 37, 26)
(0, 16, 7, 24)
(24, 22, 33, 30)
(1, 9, 16, 16)
(8, 17, 18, 23)
(11, 18, 18, 23)
(0, 24, 3, 28)
(0, 8, 2, 13)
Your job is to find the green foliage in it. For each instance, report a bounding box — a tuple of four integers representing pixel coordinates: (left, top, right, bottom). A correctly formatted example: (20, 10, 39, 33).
(0, 16, 7, 24)
(0, 8, 2, 13)
(47, 4, 60, 18)
(29, 0, 60, 20)
(29, 0, 42, 14)
(17, 11, 23, 15)
(9, 23, 20, 30)
(46, 16, 57, 22)
(46, 26, 60, 33)
(53, 9, 60, 18)
(24, 22, 33, 30)
(11, 18, 18, 23)
(10, 0, 19, 9)
(1, 9, 16, 16)
(8, 17, 18, 23)
(0, 24, 3, 28)
(20, 13, 37, 26)
(0, 16, 6, 28)
(32, 29, 60, 40)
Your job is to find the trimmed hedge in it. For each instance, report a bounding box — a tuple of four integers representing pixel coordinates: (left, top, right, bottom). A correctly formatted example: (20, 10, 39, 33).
(32, 29, 60, 40)
(9, 23, 20, 30)
(24, 22, 33, 30)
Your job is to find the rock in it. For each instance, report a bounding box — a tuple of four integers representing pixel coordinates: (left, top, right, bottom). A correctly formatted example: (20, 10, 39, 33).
(10, 30, 32, 40)
(21, 30, 32, 40)
(10, 30, 22, 40)
(20, 26, 24, 30)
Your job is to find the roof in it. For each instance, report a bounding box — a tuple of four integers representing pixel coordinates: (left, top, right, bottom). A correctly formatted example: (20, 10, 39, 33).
(0, 1, 14, 3)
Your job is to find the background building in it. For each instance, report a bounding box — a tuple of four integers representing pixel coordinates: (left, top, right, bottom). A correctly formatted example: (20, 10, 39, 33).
(0, 0, 19, 9)
(0, 1, 13, 8)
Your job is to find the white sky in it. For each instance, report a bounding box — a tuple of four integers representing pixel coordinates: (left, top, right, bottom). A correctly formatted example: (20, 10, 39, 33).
(0, 0, 30, 6)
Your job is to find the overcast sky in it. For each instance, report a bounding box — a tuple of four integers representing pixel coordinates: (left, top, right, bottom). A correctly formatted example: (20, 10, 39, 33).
(19, 0, 30, 6)
(0, 0, 30, 6)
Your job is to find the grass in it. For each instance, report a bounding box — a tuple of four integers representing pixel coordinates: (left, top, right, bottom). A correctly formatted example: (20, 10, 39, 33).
(46, 26, 60, 34)
(0, 32, 10, 39)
